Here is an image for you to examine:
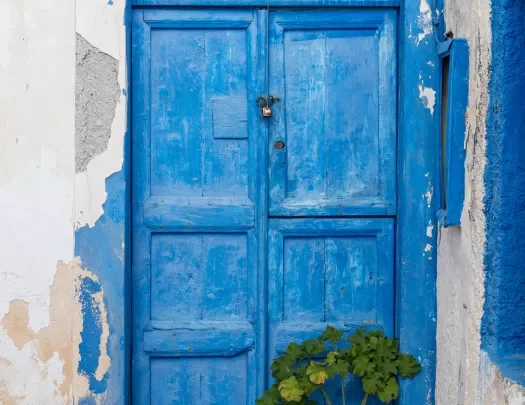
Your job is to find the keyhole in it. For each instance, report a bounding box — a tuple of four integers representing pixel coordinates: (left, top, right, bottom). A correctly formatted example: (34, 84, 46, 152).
(274, 140, 285, 150)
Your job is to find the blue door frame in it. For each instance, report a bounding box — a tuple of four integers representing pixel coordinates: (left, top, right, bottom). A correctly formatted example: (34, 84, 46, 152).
(128, 0, 440, 403)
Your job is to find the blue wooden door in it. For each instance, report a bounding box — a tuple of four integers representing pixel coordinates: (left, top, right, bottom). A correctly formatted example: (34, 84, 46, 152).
(132, 7, 397, 405)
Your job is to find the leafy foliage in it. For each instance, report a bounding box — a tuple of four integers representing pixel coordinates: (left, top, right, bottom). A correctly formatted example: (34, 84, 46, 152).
(256, 326, 421, 405)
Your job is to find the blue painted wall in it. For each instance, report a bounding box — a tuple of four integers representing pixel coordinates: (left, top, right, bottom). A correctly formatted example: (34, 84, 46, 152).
(482, 0, 525, 386)
(75, 170, 130, 403)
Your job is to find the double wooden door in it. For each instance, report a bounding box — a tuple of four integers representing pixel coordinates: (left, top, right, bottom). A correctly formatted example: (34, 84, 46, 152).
(132, 8, 397, 404)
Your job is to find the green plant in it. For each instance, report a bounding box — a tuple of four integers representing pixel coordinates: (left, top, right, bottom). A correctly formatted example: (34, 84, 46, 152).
(256, 326, 421, 405)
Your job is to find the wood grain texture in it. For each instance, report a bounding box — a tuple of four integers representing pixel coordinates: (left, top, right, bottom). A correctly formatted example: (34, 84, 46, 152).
(268, 10, 397, 217)
(144, 321, 255, 357)
(132, 9, 263, 404)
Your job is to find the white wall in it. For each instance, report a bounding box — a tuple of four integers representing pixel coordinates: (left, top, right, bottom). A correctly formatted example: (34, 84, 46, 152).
(0, 0, 76, 402)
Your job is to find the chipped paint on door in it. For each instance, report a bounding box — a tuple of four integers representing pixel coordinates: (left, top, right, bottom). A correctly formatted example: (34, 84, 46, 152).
(132, 7, 399, 404)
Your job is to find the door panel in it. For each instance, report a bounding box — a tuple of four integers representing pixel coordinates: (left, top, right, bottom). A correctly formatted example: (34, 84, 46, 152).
(151, 356, 248, 405)
(132, 9, 263, 404)
(268, 218, 394, 403)
(268, 218, 395, 353)
(269, 10, 397, 216)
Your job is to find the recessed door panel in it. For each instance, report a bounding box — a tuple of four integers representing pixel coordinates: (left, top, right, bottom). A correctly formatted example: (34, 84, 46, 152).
(268, 218, 395, 403)
(269, 10, 397, 216)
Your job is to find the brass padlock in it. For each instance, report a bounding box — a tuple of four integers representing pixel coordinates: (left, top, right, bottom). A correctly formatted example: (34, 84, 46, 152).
(262, 106, 272, 117)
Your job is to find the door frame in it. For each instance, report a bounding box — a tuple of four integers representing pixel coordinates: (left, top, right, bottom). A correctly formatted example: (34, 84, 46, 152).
(127, 1, 440, 403)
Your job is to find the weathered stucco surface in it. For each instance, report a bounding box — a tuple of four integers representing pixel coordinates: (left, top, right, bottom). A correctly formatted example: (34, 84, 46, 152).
(0, 0, 76, 402)
(75, 0, 127, 229)
(436, 0, 525, 403)
(0, 0, 127, 402)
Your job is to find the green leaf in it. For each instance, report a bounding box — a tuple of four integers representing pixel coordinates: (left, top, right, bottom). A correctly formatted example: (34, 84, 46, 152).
(294, 364, 308, 378)
(284, 342, 305, 363)
(270, 357, 294, 380)
(302, 339, 325, 355)
(369, 336, 379, 349)
(377, 359, 398, 378)
(348, 328, 367, 345)
(368, 330, 385, 339)
(375, 338, 398, 361)
(362, 374, 381, 395)
(256, 384, 280, 405)
(255, 395, 277, 405)
(306, 362, 329, 385)
(326, 351, 339, 365)
(297, 374, 319, 396)
(377, 377, 399, 403)
(279, 376, 305, 403)
(321, 325, 344, 343)
(396, 354, 422, 378)
(326, 359, 349, 377)
(352, 355, 375, 377)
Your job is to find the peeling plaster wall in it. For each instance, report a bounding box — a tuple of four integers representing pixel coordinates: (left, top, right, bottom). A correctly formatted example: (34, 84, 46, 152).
(74, 0, 129, 403)
(75, 0, 127, 230)
(1, 0, 128, 403)
(436, 0, 525, 403)
(0, 0, 76, 403)
(76, 34, 120, 174)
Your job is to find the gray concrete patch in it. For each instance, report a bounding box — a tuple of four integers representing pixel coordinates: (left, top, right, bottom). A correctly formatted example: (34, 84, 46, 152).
(75, 34, 119, 173)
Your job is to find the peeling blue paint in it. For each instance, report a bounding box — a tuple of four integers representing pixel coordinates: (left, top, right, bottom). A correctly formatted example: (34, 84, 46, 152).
(73, 0, 131, 402)
(77, 395, 97, 405)
(482, 0, 525, 386)
(75, 169, 130, 403)
(78, 276, 108, 393)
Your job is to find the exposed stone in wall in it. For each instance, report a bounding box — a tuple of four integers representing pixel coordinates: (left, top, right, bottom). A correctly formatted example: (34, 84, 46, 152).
(75, 34, 120, 173)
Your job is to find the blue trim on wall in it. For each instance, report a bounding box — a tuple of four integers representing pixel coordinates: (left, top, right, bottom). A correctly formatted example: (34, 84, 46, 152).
(398, 0, 440, 403)
(437, 39, 468, 227)
(482, 0, 525, 386)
